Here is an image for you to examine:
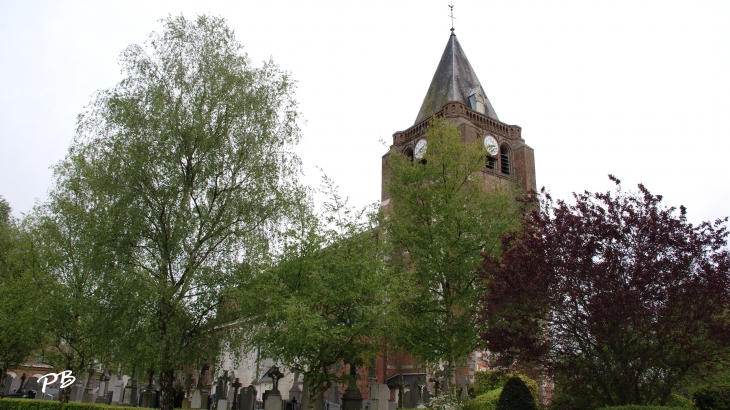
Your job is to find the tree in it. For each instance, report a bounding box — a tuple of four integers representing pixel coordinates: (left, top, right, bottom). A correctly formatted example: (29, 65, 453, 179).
(0, 197, 45, 397)
(236, 177, 389, 408)
(479, 176, 730, 407)
(385, 119, 522, 386)
(46, 15, 301, 410)
(495, 377, 537, 410)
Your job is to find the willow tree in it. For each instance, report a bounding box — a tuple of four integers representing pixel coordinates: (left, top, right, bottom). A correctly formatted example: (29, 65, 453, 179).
(49, 15, 301, 410)
(384, 119, 523, 387)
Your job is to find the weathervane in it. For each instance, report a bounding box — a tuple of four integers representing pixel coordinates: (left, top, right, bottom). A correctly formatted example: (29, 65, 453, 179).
(448, 2, 456, 32)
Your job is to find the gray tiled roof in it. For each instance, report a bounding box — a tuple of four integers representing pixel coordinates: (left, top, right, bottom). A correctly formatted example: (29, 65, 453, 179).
(415, 33, 498, 124)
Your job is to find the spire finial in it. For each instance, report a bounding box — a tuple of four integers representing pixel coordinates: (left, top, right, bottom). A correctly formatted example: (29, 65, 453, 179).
(448, 2, 456, 33)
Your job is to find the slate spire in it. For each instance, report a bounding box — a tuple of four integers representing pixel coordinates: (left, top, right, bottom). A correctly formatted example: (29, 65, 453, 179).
(414, 33, 499, 124)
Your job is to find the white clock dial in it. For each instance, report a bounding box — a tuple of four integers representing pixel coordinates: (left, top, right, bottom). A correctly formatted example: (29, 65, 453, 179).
(414, 139, 427, 159)
(484, 135, 498, 156)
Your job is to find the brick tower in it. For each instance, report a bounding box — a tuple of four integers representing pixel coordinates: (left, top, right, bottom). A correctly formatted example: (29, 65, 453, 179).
(381, 32, 536, 207)
(373, 31, 537, 392)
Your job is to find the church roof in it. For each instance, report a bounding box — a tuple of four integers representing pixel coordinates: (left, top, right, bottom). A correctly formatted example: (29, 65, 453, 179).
(414, 33, 499, 124)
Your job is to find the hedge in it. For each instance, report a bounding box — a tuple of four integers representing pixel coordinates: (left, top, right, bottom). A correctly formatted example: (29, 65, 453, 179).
(465, 388, 503, 410)
(0, 399, 147, 410)
(597, 406, 689, 410)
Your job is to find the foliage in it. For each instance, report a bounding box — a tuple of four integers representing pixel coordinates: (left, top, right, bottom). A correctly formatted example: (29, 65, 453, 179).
(429, 393, 465, 410)
(385, 119, 523, 384)
(0, 197, 45, 396)
(596, 407, 688, 410)
(0, 399, 60, 410)
(236, 177, 388, 407)
(464, 389, 502, 410)
(693, 385, 730, 410)
(479, 176, 730, 407)
(495, 377, 537, 410)
(664, 395, 695, 409)
(38, 14, 301, 410)
(468, 371, 537, 401)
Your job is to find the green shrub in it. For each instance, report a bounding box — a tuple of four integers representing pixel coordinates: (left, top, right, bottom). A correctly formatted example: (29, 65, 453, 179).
(496, 377, 537, 410)
(693, 385, 730, 410)
(597, 406, 688, 410)
(62, 403, 117, 410)
(665, 394, 695, 408)
(468, 371, 538, 404)
(0, 399, 60, 410)
(464, 389, 502, 410)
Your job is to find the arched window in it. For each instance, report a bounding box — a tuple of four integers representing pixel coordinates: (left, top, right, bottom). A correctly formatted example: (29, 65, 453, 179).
(500, 145, 510, 175)
(404, 147, 414, 162)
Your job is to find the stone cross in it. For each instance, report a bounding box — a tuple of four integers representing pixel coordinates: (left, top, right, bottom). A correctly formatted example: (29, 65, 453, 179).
(459, 375, 469, 402)
(269, 367, 284, 394)
(231, 378, 242, 410)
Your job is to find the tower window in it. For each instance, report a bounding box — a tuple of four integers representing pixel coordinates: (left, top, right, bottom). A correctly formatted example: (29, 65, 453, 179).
(500, 145, 510, 175)
(404, 147, 414, 162)
(486, 156, 496, 170)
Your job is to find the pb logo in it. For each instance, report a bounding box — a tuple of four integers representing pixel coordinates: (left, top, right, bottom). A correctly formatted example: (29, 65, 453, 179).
(38, 370, 76, 393)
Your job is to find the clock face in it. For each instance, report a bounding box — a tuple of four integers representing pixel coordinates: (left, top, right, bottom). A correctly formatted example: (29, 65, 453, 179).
(414, 139, 427, 159)
(484, 135, 498, 156)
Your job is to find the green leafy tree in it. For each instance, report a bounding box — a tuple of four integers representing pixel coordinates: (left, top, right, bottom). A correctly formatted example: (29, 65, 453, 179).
(496, 377, 537, 410)
(237, 177, 389, 408)
(44, 14, 301, 410)
(384, 119, 523, 386)
(0, 197, 45, 397)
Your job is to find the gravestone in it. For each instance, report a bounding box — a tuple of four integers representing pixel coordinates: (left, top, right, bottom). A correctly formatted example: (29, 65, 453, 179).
(191, 389, 202, 409)
(182, 398, 191, 409)
(368, 384, 390, 410)
(9, 375, 21, 394)
(230, 378, 243, 410)
(141, 388, 157, 408)
(288, 371, 302, 404)
(112, 378, 124, 404)
(216, 377, 229, 410)
(201, 383, 210, 410)
(300, 381, 309, 410)
(264, 367, 284, 410)
(70, 381, 85, 402)
(458, 375, 469, 403)
(96, 373, 109, 404)
(240, 385, 257, 410)
(328, 380, 341, 406)
(25, 377, 39, 398)
(341, 365, 362, 410)
(4, 374, 14, 395)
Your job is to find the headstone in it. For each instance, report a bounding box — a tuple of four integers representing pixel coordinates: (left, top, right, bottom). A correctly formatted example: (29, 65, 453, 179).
(241, 385, 257, 410)
(108, 374, 119, 395)
(24, 377, 40, 398)
(216, 377, 229, 410)
(123, 378, 136, 405)
(70, 381, 85, 402)
(288, 371, 302, 404)
(9, 376, 21, 394)
(328, 380, 341, 406)
(182, 398, 191, 409)
(341, 365, 362, 410)
(300, 381, 309, 410)
(4, 374, 14, 395)
(458, 375, 469, 403)
(112, 379, 124, 404)
(141, 388, 157, 408)
(264, 391, 282, 410)
(96, 373, 109, 404)
(192, 388, 203, 409)
(368, 384, 390, 410)
(201, 384, 210, 410)
(231, 378, 243, 410)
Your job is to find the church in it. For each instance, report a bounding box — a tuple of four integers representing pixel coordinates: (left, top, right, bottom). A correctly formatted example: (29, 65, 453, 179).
(222, 28, 537, 408)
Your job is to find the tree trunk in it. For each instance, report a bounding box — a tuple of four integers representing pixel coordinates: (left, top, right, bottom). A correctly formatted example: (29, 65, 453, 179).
(160, 368, 176, 410)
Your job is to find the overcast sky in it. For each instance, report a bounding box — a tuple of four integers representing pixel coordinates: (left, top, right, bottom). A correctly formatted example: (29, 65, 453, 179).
(1, 1, 729, 225)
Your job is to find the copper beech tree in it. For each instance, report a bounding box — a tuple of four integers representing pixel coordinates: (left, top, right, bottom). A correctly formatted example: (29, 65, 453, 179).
(479, 176, 730, 408)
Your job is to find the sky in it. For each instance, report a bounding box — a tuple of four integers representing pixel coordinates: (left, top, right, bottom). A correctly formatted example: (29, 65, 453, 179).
(1, 0, 729, 226)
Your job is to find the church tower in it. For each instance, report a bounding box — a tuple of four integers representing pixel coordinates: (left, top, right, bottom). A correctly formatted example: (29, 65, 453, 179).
(381, 32, 536, 204)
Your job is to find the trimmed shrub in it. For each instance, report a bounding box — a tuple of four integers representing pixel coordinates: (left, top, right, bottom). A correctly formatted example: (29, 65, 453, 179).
(62, 403, 118, 410)
(496, 377, 537, 410)
(597, 406, 688, 410)
(665, 395, 695, 408)
(693, 385, 730, 410)
(428, 394, 464, 410)
(0, 399, 60, 410)
(468, 371, 538, 404)
(465, 389, 502, 410)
